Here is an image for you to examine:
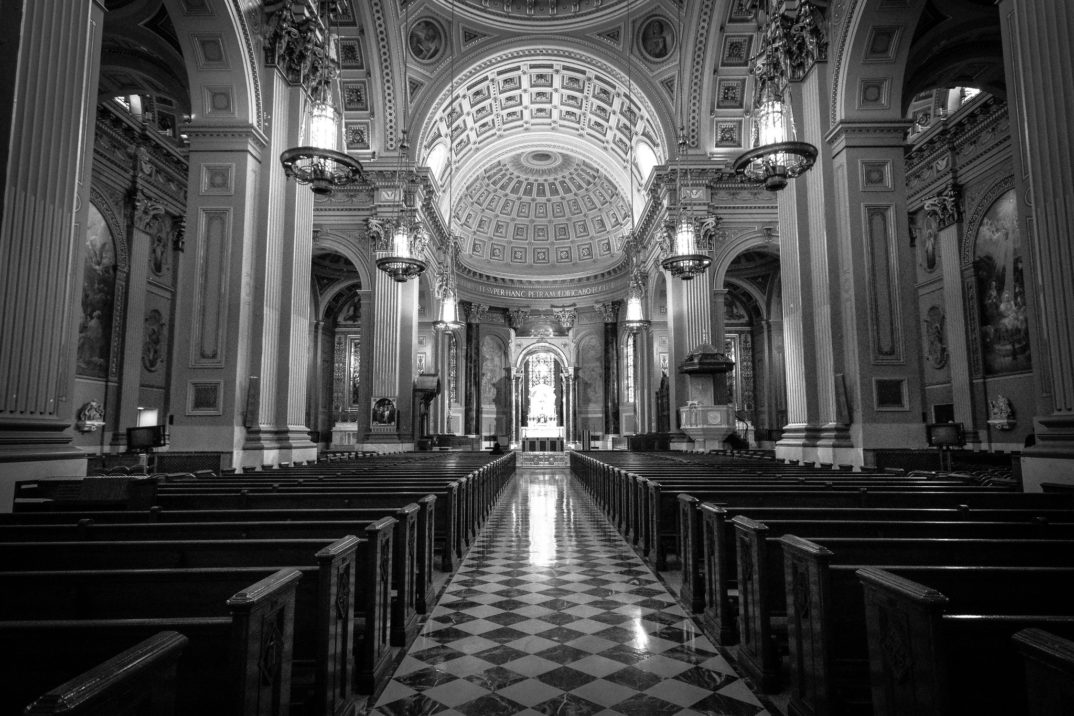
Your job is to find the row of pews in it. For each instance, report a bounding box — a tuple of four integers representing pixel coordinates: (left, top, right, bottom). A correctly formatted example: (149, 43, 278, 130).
(571, 450, 1074, 716)
(3, 450, 515, 715)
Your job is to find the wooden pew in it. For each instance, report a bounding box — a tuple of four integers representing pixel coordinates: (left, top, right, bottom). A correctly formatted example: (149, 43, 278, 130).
(3, 569, 301, 716)
(21, 630, 187, 716)
(0, 540, 360, 715)
(0, 501, 439, 617)
(689, 504, 1074, 643)
(0, 532, 396, 697)
(148, 486, 462, 572)
(733, 521, 1074, 695)
(858, 568, 1074, 716)
(1014, 628, 1074, 716)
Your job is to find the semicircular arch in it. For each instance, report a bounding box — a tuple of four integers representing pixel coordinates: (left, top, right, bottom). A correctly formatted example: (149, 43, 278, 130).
(712, 228, 780, 288)
(162, 0, 261, 129)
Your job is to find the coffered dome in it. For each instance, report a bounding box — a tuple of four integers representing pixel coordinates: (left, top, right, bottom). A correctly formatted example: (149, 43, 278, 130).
(456, 149, 630, 277)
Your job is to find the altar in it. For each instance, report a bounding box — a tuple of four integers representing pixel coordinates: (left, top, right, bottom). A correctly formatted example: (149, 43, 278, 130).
(520, 424, 564, 453)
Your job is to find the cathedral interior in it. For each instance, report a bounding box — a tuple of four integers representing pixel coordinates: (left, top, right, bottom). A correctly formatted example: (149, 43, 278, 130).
(3, 2, 1074, 714)
(2, 0, 1073, 494)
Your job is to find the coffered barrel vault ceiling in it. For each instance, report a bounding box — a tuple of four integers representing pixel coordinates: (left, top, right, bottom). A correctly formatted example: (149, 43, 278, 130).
(417, 50, 670, 280)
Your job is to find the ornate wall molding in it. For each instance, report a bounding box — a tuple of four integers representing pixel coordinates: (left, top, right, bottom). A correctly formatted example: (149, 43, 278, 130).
(922, 183, 962, 230)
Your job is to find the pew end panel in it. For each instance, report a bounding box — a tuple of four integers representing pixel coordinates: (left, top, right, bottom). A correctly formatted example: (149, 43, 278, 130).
(226, 568, 303, 716)
(1014, 628, 1074, 716)
(856, 566, 949, 716)
(314, 536, 360, 716)
(354, 517, 396, 694)
(700, 502, 738, 644)
(391, 503, 421, 648)
(732, 516, 782, 693)
(22, 631, 188, 716)
(416, 494, 437, 614)
(678, 494, 704, 613)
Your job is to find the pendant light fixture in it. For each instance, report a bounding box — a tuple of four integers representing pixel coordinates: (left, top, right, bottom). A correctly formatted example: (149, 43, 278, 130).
(371, 1, 428, 282)
(434, 0, 464, 332)
(731, 0, 818, 191)
(621, 15, 649, 333)
(660, 1, 718, 281)
(279, 0, 364, 194)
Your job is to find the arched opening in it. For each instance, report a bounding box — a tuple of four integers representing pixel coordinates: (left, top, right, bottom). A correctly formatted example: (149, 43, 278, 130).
(309, 251, 364, 449)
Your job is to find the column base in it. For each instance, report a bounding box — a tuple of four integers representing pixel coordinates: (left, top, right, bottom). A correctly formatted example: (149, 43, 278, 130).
(1020, 414, 1074, 491)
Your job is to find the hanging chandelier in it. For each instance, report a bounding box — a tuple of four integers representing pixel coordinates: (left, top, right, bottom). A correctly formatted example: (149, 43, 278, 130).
(623, 241, 651, 331)
(433, 0, 463, 321)
(434, 237, 464, 332)
(660, 2, 717, 281)
(278, 0, 363, 194)
(371, 189, 429, 282)
(660, 162, 720, 280)
(731, 1, 818, 191)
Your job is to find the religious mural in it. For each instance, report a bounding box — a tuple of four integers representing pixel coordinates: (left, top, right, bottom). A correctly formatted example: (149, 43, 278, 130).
(974, 189, 1031, 375)
(481, 336, 508, 434)
(577, 334, 603, 411)
(77, 204, 117, 379)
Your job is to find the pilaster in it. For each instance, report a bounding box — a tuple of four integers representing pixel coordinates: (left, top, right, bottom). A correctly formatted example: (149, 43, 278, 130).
(827, 120, 925, 466)
(0, 0, 105, 491)
(936, 213, 978, 443)
(168, 125, 267, 468)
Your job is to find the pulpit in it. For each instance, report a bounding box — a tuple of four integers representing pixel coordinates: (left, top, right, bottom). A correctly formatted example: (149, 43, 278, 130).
(678, 343, 736, 451)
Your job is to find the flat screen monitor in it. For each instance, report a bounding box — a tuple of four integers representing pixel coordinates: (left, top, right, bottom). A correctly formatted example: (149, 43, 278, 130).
(927, 422, 965, 448)
(127, 425, 166, 451)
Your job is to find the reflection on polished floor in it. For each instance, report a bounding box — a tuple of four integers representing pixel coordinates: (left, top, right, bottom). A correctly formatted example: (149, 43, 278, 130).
(370, 468, 769, 716)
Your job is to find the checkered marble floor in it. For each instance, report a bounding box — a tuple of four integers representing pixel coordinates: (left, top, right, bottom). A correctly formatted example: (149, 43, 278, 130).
(369, 468, 770, 716)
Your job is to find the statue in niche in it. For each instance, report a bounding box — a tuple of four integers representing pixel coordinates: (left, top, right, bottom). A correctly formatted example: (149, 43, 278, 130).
(924, 306, 948, 369)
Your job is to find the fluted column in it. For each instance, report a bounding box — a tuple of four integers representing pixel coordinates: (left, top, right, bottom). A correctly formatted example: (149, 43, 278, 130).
(636, 327, 654, 433)
(463, 303, 483, 436)
(999, 0, 1074, 488)
(665, 272, 716, 420)
(598, 301, 621, 436)
(510, 371, 521, 448)
(368, 267, 415, 445)
(776, 56, 854, 463)
(240, 66, 315, 458)
(0, 0, 104, 489)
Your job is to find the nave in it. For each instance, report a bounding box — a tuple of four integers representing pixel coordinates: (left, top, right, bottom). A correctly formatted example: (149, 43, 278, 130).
(370, 469, 768, 716)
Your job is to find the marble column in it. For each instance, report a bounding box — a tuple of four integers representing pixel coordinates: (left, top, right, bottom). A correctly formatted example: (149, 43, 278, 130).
(635, 327, 654, 433)
(599, 301, 621, 436)
(775, 57, 853, 463)
(243, 67, 316, 459)
(999, 0, 1074, 488)
(463, 303, 483, 436)
(367, 263, 416, 446)
(510, 371, 521, 448)
(0, 0, 104, 491)
(665, 274, 716, 418)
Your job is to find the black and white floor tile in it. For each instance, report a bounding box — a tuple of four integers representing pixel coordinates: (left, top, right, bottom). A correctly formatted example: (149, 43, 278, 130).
(369, 468, 769, 716)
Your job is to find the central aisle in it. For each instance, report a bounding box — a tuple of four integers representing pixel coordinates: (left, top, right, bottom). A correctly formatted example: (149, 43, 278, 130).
(371, 468, 770, 716)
